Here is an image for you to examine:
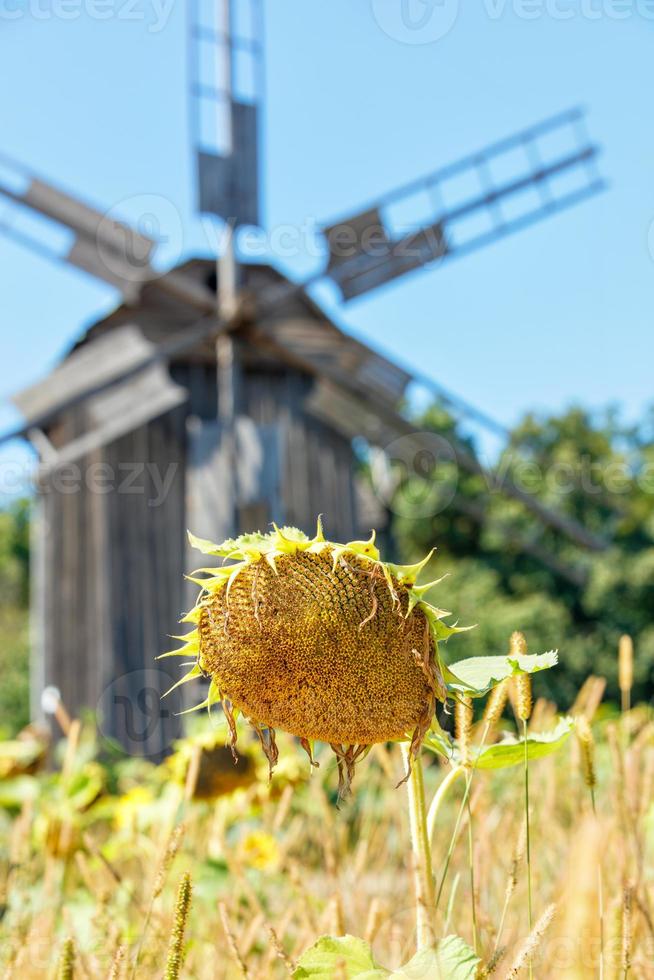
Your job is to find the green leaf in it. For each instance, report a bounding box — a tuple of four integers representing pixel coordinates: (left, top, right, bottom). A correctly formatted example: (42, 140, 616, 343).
(422, 728, 454, 761)
(0, 775, 39, 809)
(187, 531, 226, 556)
(293, 935, 388, 979)
(472, 717, 574, 769)
(445, 650, 558, 696)
(391, 935, 480, 979)
(423, 718, 573, 770)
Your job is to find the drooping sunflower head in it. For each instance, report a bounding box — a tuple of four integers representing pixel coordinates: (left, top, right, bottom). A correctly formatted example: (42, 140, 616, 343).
(163, 520, 462, 798)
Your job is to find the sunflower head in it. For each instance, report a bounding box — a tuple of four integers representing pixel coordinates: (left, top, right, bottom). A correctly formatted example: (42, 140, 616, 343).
(163, 520, 462, 799)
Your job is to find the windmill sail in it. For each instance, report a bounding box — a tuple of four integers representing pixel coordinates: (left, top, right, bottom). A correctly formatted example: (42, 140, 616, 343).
(0, 154, 157, 298)
(321, 107, 604, 300)
(0, 154, 216, 310)
(189, 0, 263, 227)
(11, 325, 187, 467)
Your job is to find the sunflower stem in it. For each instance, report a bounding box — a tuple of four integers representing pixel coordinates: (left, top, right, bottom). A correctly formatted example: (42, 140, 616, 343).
(401, 744, 436, 951)
(466, 797, 478, 955)
(426, 764, 465, 849)
(523, 717, 534, 980)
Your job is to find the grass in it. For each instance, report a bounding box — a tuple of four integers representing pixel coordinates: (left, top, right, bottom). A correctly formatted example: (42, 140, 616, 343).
(0, 681, 652, 977)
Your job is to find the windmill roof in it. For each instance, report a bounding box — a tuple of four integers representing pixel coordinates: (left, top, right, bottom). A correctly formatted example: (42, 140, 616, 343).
(9, 258, 412, 443)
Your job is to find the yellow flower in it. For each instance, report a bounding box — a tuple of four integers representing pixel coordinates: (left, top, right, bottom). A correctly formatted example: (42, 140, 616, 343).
(238, 830, 280, 871)
(114, 786, 155, 830)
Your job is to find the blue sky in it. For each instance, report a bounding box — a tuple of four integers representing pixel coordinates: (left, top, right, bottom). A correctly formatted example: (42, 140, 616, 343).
(0, 0, 652, 486)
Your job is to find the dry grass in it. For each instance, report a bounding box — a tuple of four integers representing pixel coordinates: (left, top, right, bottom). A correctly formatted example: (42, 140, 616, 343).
(0, 689, 653, 978)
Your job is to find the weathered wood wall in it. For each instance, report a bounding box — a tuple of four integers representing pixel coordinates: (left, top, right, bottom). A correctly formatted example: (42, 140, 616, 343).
(37, 405, 187, 759)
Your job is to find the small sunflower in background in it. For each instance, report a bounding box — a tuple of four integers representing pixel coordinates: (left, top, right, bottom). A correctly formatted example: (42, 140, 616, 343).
(163, 520, 462, 798)
(167, 725, 257, 801)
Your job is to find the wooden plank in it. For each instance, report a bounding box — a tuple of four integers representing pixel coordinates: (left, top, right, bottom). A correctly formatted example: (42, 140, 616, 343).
(99, 411, 186, 758)
(329, 223, 447, 301)
(35, 364, 188, 468)
(36, 407, 187, 757)
(255, 316, 411, 404)
(13, 325, 156, 424)
(186, 414, 284, 545)
(185, 417, 234, 550)
(24, 178, 155, 260)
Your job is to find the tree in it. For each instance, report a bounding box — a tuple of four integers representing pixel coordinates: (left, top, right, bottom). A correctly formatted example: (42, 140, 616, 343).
(388, 404, 654, 706)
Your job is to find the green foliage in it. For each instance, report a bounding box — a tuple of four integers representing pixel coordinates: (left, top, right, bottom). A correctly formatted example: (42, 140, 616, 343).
(292, 935, 386, 978)
(0, 605, 30, 737)
(393, 935, 480, 979)
(469, 717, 574, 769)
(390, 404, 654, 706)
(0, 501, 31, 736)
(292, 933, 480, 979)
(0, 499, 30, 606)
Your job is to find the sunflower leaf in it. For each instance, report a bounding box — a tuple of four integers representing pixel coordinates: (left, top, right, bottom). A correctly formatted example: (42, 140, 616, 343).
(391, 935, 480, 979)
(293, 935, 388, 978)
(469, 717, 574, 770)
(445, 650, 558, 697)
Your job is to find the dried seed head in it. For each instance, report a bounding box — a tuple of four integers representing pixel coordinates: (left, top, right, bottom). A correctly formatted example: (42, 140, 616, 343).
(515, 674, 532, 723)
(575, 716, 596, 791)
(107, 944, 126, 980)
(483, 679, 509, 730)
(619, 634, 633, 694)
(504, 904, 556, 979)
(503, 819, 527, 908)
(455, 695, 474, 766)
(622, 884, 634, 974)
(153, 824, 185, 900)
(167, 524, 461, 792)
(509, 631, 528, 657)
(484, 945, 507, 976)
(57, 938, 75, 980)
(165, 873, 193, 980)
(509, 632, 532, 722)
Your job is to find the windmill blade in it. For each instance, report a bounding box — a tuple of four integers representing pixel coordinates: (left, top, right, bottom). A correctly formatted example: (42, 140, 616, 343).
(321, 107, 604, 301)
(34, 363, 188, 470)
(11, 325, 188, 467)
(0, 153, 218, 311)
(189, 0, 263, 227)
(303, 378, 608, 554)
(12, 325, 157, 425)
(0, 153, 157, 298)
(445, 494, 587, 587)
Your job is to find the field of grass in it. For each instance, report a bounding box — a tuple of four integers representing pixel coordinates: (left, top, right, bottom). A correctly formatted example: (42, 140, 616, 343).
(0, 666, 651, 979)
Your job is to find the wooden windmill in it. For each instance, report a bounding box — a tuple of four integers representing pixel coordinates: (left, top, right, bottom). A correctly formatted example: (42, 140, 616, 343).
(0, 0, 606, 755)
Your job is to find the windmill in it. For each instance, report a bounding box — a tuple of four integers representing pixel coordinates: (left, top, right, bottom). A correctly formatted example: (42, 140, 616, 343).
(0, 0, 606, 754)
